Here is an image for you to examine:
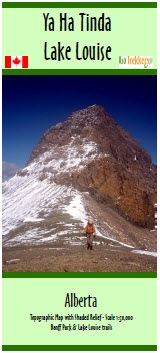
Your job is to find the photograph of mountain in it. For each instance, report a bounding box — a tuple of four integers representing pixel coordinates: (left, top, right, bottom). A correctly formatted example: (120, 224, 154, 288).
(2, 75, 157, 272)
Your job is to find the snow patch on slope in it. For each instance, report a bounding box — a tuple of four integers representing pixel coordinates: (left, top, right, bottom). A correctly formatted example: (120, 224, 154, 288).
(132, 250, 157, 257)
(24, 139, 109, 178)
(63, 194, 88, 223)
(2, 173, 73, 237)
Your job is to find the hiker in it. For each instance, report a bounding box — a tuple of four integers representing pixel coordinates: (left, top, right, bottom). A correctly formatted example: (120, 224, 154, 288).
(83, 220, 96, 250)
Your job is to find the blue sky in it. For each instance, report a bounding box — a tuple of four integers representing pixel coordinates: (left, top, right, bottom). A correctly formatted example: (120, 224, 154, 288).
(2, 75, 157, 168)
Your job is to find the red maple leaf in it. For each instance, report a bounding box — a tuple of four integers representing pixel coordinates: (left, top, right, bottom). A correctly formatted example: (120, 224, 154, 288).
(13, 56, 21, 65)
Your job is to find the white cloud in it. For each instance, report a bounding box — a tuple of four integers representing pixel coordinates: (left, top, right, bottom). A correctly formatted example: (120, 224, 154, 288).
(2, 161, 19, 182)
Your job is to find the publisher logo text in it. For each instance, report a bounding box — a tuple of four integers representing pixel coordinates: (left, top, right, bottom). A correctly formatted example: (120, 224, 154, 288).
(119, 56, 153, 68)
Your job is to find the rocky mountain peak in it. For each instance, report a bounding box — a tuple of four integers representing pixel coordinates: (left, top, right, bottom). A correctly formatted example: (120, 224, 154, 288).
(62, 104, 115, 131)
(27, 104, 152, 167)
(68, 104, 108, 122)
(24, 105, 156, 229)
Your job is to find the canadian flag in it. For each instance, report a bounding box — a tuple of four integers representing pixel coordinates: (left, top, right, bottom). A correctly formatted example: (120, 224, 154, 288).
(5, 56, 28, 68)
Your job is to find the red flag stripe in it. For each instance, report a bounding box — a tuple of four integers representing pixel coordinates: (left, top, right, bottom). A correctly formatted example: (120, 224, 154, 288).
(5, 56, 11, 68)
(22, 56, 28, 68)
